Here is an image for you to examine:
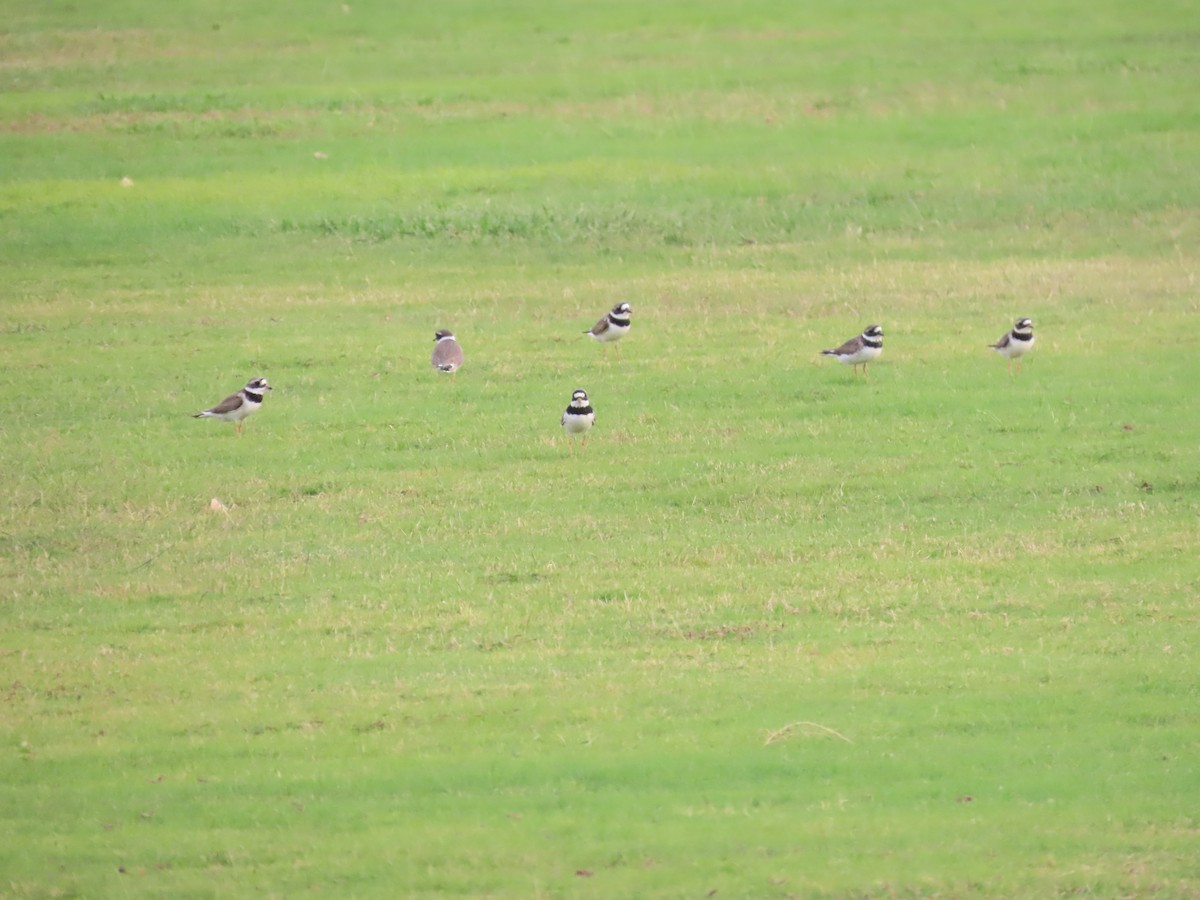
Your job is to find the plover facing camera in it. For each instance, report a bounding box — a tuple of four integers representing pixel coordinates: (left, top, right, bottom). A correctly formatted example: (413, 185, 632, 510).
(561, 389, 595, 451)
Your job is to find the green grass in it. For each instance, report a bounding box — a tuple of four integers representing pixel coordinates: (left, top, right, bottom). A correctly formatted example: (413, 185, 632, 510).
(2, 0, 1200, 896)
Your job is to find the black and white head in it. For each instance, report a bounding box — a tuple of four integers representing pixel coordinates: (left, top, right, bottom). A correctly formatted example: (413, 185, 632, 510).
(862, 324, 884, 344)
(1012, 318, 1034, 339)
(244, 377, 272, 397)
(611, 302, 632, 320)
(568, 389, 590, 409)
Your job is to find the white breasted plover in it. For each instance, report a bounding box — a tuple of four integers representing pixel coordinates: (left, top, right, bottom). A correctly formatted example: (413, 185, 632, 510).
(431, 329, 464, 376)
(584, 303, 632, 349)
(561, 388, 595, 451)
(822, 324, 883, 377)
(990, 317, 1035, 373)
(193, 377, 272, 435)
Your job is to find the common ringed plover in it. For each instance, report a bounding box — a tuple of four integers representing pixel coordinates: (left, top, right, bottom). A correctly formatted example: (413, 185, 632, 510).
(584, 303, 632, 350)
(561, 388, 595, 452)
(193, 377, 272, 435)
(431, 329, 464, 376)
(990, 317, 1034, 373)
(822, 324, 883, 377)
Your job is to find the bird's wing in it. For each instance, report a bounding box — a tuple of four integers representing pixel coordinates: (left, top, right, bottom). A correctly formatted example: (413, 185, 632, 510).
(204, 392, 245, 415)
(431, 340, 464, 369)
(990, 332, 1011, 350)
(827, 335, 863, 356)
(587, 315, 611, 336)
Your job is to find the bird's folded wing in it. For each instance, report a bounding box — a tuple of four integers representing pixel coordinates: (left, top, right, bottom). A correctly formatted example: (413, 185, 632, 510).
(206, 393, 244, 415)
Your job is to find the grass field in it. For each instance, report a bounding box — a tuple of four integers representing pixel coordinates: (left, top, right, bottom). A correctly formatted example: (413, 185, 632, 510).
(2, 0, 1199, 896)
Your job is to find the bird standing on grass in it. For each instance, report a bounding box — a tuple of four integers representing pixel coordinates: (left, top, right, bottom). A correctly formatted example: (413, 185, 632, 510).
(431, 329, 464, 377)
(822, 324, 884, 377)
(990, 317, 1035, 374)
(584, 303, 632, 352)
(193, 377, 272, 435)
(561, 389, 595, 452)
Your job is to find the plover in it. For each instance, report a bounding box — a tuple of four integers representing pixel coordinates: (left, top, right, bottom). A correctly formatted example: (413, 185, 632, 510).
(990, 317, 1034, 373)
(193, 377, 272, 434)
(584, 303, 632, 349)
(822, 324, 883, 377)
(561, 388, 595, 451)
(431, 329, 464, 376)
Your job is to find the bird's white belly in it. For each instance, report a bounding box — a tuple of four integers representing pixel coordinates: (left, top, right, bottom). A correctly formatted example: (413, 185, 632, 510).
(999, 337, 1033, 359)
(591, 324, 629, 344)
(563, 414, 594, 435)
(225, 401, 258, 422)
(843, 345, 882, 365)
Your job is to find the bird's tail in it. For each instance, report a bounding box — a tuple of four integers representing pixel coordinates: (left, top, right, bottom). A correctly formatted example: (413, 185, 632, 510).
(192, 412, 207, 418)
(820, 349, 836, 356)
